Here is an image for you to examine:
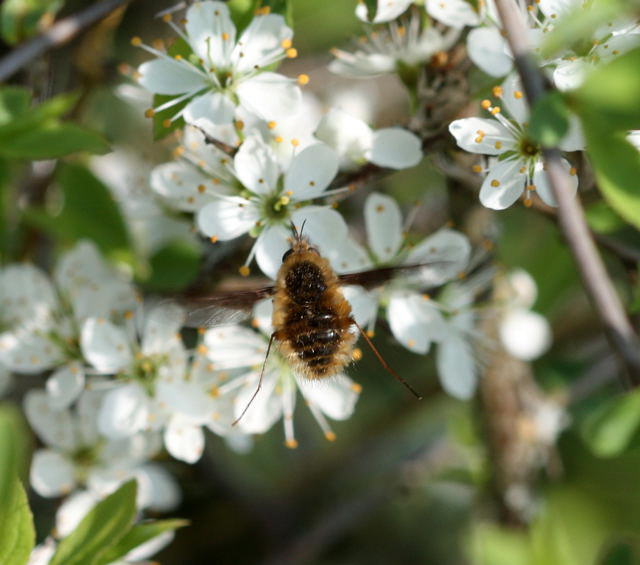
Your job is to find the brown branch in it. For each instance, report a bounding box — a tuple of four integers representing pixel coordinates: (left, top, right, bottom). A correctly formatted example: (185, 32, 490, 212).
(0, 0, 134, 83)
(494, 0, 640, 387)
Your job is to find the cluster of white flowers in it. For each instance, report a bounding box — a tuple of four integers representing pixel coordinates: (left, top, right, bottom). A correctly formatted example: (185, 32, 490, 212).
(8, 0, 612, 550)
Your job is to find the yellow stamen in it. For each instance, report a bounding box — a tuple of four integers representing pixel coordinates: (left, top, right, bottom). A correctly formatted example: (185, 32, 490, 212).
(297, 74, 310, 85)
(239, 265, 250, 277)
(286, 48, 298, 58)
(490, 179, 500, 187)
(130, 36, 142, 46)
(325, 431, 337, 442)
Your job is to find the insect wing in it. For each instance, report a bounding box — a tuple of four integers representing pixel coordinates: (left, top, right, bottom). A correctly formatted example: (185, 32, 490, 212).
(337, 260, 459, 289)
(181, 286, 275, 328)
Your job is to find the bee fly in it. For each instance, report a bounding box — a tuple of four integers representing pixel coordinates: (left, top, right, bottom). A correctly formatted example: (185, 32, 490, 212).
(185, 222, 430, 424)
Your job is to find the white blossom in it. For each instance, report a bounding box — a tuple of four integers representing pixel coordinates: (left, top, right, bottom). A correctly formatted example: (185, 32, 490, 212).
(153, 128, 346, 279)
(449, 74, 582, 210)
(133, 1, 304, 141)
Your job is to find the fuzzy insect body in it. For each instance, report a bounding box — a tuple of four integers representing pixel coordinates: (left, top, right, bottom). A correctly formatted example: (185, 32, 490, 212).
(272, 238, 356, 379)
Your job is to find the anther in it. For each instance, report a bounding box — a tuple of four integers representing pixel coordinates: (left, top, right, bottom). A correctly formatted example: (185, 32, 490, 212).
(472, 164, 483, 173)
(352, 348, 363, 361)
(490, 179, 500, 187)
(481, 99, 492, 110)
(162, 119, 172, 128)
(130, 36, 142, 46)
(291, 138, 300, 147)
(281, 39, 292, 49)
(514, 90, 523, 99)
(569, 167, 577, 176)
(267, 121, 277, 129)
(239, 266, 251, 277)
(162, 13, 172, 23)
(297, 74, 310, 85)
(198, 184, 206, 193)
(144, 108, 155, 118)
(351, 383, 363, 393)
(325, 431, 337, 442)
(285, 438, 298, 449)
(491, 106, 501, 115)
(286, 48, 298, 58)
(492, 86, 503, 97)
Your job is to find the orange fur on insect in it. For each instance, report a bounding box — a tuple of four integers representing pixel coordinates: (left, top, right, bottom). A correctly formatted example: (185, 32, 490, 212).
(272, 237, 356, 380)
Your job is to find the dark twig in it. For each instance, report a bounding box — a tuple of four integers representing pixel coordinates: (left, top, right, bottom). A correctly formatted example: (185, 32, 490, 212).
(494, 0, 640, 387)
(0, 0, 133, 83)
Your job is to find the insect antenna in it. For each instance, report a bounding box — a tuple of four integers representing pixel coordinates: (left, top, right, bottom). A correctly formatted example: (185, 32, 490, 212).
(290, 219, 307, 242)
(351, 319, 423, 400)
(232, 332, 277, 426)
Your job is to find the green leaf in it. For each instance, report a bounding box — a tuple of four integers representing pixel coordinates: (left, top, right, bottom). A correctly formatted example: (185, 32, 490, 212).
(25, 163, 131, 262)
(0, 405, 28, 511)
(580, 389, 640, 458)
(359, 0, 378, 21)
(528, 91, 569, 147)
(0, 123, 110, 159)
(581, 112, 640, 231)
(469, 522, 530, 565)
(143, 238, 201, 292)
(97, 519, 188, 565)
(50, 480, 138, 565)
(0, 481, 35, 565)
(573, 47, 640, 130)
(1, 0, 64, 44)
(0, 87, 31, 125)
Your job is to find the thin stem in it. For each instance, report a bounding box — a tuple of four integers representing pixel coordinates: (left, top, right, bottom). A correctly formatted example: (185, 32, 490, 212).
(494, 0, 640, 387)
(0, 0, 134, 83)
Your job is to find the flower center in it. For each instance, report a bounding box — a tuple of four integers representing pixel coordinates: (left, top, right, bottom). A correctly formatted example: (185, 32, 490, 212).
(518, 136, 540, 158)
(262, 193, 291, 223)
(127, 353, 168, 395)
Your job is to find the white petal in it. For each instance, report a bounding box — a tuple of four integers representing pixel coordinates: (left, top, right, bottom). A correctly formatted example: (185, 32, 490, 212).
(76, 388, 104, 446)
(183, 91, 236, 137)
(80, 318, 132, 373)
(356, 0, 413, 23)
(24, 389, 76, 451)
(55, 490, 99, 537)
(387, 292, 444, 354)
(500, 308, 552, 361)
(290, 207, 350, 270)
(364, 192, 403, 262)
(46, 363, 85, 411)
(164, 415, 205, 463)
(284, 143, 339, 199)
(123, 530, 174, 561)
(426, 0, 480, 28)
(28, 538, 57, 565)
(533, 158, 577, 207)
(234, 135, 280, 194)
(98, 383, 149, 438)
(479, 159, 526, 210)
(235, 369, 282, 434)
(333, 238, 373, 274)
(142, 302, 185, 355)
(552, 59, 590, 91)
(467, 27, 513, 77)
(252, 298, 274, 336)
(341, 286, 378, 327)
(0, 330, 63, 374)
(196, 198, 260, 239)
(150, 161, 214, 212)
(30, 449, 76, 497)
(185, 1, 235, 66)
(232, 14, 292, 72)
(538, 0, 579, 19)
(329, 51, 396, 78)
(237, 73, 302, 121)
(367, 128, 422, 169)
(508, 269, 538, 309)
(0, 264, 57, 328)
(406, 229, 471, 285)
(314, 108, 372, 168)
(449, 118, 515, 155)
(204, 326, 267, 369)
(138, 58, 207, 95)
(298, 374, 359, 420)
(156, 379, 211, 422)
(501, 73, 529, 124)
(558, 115, 585, 152)
(436, 334, 477, 400)
(255, 225, 291, 280)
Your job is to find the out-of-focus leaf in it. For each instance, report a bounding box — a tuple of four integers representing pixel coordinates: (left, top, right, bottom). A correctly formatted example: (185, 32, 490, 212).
(0, 405, 21, 511)
(97, 519, 188, 565)
(50, 480, 137, 565)
(0, 87, 31, 124)
(468, 523, 530, 565)
(228, 0, 260, 32)
(600, 542, 638, 565)
(0, 123, 110, 159)
(580, 389, 640, 458)
(573, 47, 640, 130)
(586, 201, 627, 234)
(25, 164, 131, 263)
(530, 487, 610, 565)
(359, 0, 378, 21)
(0, 481, 35, 565)
(539, 0, 631, 58)
(0, 0, 64, 44)
(581, 113, 640, 231)
(529, 91, 569, 147)
(143, 238, 200, 292)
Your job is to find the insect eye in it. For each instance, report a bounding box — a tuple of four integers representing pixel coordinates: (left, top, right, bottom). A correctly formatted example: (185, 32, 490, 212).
(282, 248, 294, 262)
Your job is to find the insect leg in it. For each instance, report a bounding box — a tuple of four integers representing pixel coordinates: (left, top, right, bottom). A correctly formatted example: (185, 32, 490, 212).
(232, 332, 277, 426)
(351, 319, 423, 400)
